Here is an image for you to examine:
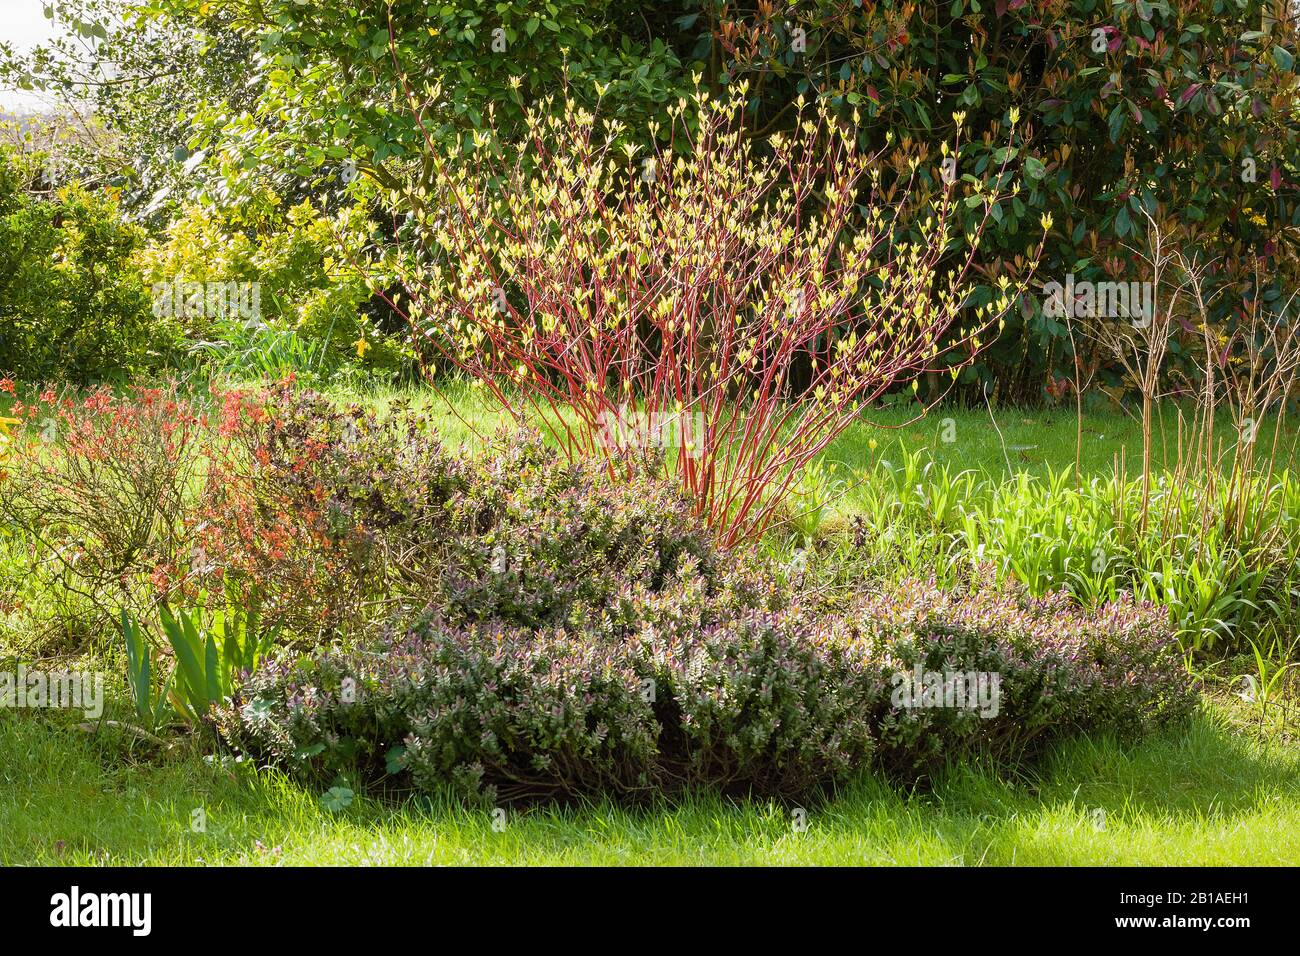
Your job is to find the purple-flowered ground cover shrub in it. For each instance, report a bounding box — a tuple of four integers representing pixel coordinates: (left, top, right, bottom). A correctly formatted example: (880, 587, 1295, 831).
(852, 578, 1196, 774)
(211, 383, 1193, 802)
(220, 557, 1194, 802)
(435, 430, 716, 631)
(202, 382, 715, 642)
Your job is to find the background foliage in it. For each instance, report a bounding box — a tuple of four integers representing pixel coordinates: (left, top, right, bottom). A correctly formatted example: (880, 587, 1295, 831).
(0, 146, 166, 381)
(2, 1, 1297, 398)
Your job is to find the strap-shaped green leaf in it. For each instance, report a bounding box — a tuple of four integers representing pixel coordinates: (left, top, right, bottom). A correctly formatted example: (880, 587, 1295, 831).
(163, 604, 208, 718)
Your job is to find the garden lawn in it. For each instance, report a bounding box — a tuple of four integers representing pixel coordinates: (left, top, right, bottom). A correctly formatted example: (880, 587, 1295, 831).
(0, 698, 1295, 866)
(325, 380, 1300, 483)
(8, 382, 1300, 484)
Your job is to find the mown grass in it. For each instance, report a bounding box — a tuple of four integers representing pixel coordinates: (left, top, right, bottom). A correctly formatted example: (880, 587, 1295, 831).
(323, 379, 1300, 488)
(0, 697, 1295, 866)
(10, 377, 1298, 484)
(328, 379, 1160, 478)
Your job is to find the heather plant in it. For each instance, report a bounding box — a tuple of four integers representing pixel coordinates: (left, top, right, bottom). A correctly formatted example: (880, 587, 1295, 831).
(216, 574, 881, 803)
(636, 602, 884, 797)
(436, 432, 717, 630)
(381, 89, 1043, 546)
(853, 577, 1196, 773)
(220, 556, 1192, 803)
(218, 617, 658, 803)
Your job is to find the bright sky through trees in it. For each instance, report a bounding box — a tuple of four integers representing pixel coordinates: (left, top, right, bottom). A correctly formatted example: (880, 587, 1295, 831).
(0, 0, 64, 112)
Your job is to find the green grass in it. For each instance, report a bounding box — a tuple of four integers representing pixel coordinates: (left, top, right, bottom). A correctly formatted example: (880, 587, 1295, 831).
(327, 378, 1297, 469)
(1, 699, 1295, 865)
(12, 377, 1299, 484)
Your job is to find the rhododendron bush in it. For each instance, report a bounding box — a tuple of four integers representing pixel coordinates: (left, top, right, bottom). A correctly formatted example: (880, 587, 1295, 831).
(378, 90, 1045, 545)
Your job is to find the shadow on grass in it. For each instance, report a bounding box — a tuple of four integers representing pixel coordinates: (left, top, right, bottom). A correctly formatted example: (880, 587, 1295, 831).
(0, 702, 1296, 865)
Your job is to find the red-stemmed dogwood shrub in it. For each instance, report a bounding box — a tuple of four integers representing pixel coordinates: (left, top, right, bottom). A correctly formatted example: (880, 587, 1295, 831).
(374, 85, 1043, 545)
